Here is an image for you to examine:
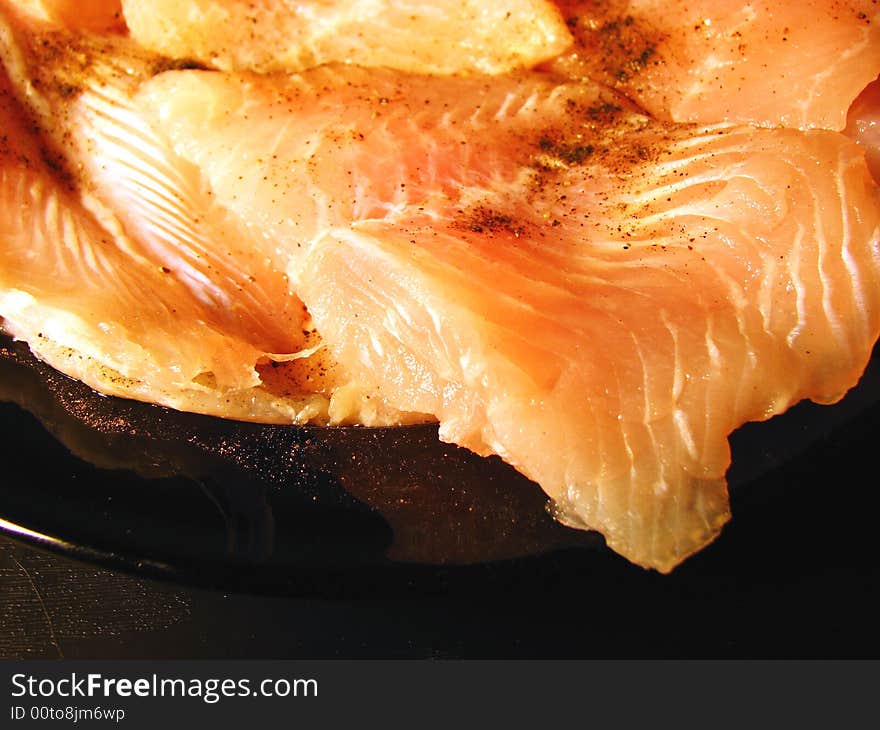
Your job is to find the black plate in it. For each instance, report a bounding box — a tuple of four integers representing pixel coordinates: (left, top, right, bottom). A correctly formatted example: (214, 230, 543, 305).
(1, 332, 880, 598)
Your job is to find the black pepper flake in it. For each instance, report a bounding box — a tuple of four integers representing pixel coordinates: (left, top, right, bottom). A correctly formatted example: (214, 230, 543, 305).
(536, 136, 595, 165)
(457, 205, 527, 238)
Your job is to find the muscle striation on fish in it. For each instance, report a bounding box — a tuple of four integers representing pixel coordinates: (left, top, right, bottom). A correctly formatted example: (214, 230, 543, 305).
(136, 66, 880, 570)
(1, 1, 879, 570)
(549, 0, 880, 131)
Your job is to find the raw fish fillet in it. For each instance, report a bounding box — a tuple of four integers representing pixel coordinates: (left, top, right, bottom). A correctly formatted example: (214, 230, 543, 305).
(548, 0, 880, 130)
(0, 66, 296, 419)
(0, 15, 420, 425)
(135, 65, 880, 570)
(121, 0, 573, 75)
(2, 1, 880, 570)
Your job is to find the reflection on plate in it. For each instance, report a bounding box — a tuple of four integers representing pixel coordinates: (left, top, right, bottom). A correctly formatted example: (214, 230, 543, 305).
(1, 333, 879, 595)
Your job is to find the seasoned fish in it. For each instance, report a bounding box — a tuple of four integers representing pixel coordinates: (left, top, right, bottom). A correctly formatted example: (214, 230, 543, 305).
(2, 1, 880, 570)
(121, 0, 573, 75)
(548, 0, 880, 130)
(136, 66, 880, 570)
(0, 12, 420, 425)
(0, 66, 295, 419)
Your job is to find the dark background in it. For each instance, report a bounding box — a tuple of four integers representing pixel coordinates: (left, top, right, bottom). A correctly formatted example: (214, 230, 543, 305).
(1, 336, 878, 659)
